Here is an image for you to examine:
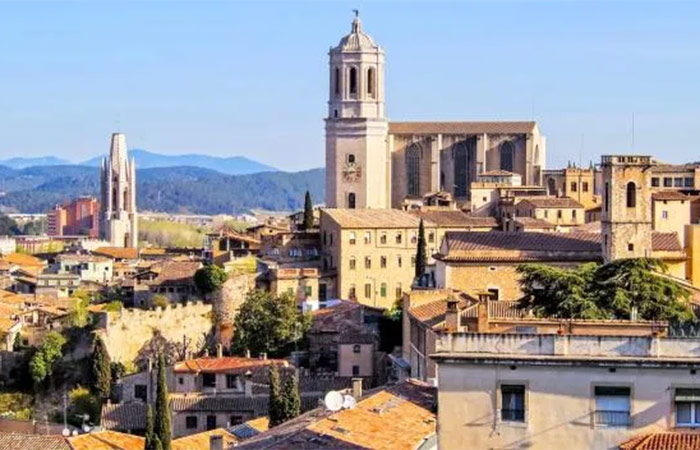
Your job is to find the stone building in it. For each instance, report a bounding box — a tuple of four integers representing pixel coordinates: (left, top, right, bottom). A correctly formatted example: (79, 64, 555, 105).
(100, 133, 138, 248)
(325, 15, 546, 210)
(542, 166, 600, 209)
(513, 197, 585, 229)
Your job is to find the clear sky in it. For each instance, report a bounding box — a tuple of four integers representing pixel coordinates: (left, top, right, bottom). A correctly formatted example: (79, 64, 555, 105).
(1, 1, 699, 171)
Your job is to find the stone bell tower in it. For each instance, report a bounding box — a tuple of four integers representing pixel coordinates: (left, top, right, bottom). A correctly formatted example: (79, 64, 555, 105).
(600, 155, 653, 262)
(325, 13, 389, 209)
(100, 133, 138, 248)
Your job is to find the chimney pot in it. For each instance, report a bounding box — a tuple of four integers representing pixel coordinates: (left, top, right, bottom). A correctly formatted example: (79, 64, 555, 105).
(209, 435, 224, 450)
(445, 297, 459, 333)
(216, 343, 223, 359)
(352, 377, 363, 399)
(245, 349, 251, 359)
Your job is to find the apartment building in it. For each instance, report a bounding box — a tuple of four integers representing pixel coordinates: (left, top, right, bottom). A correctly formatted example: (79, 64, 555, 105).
(47, 196, 100, 238)
(542, 166, 600, 209)
(514, 197, 586, 229)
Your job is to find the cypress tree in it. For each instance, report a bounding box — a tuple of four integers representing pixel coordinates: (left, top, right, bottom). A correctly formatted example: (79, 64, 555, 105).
(268, 366, 282, 427)
(92, 336, 112, 401)
(145, 404, 155, 450)
(281, 372, 301, 422)
(415, 219, 427, 279)
(155, 354, 171, 450)
(302, 191, 314, 230)
(154, 436, 163, 450)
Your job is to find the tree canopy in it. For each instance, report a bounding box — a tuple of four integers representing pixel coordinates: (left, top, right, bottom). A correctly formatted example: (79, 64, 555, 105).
(231, 290, 311, 357)
(194, 265, 228, 297)
(302, 191, 314, 230)
(155, 354, 172, 450)
(415, 219, 427, 279)
(517, 258, 694, 322)
(29, 331, 67, 388)
(91, 335, 112, 401)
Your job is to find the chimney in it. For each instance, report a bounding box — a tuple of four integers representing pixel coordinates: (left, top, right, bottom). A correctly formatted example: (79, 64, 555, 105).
(244, 370, 253, 397)
(477, 298, 489, 332)
(445, 297, 459, 332)
(204, 348, 209, 358)
(216, 343, 223, 359)
(352, 378, 363, 399)
(245, 349, 251, 359)
(262, 352, 267, 361)
(209, 435, 223, 450)
(147, 357, 153, 373)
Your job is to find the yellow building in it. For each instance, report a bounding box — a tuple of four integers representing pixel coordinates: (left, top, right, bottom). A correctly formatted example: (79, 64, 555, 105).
(514, 197, 585, 229)
(543, 166, 600, 209)
(652, 191, 691, 244)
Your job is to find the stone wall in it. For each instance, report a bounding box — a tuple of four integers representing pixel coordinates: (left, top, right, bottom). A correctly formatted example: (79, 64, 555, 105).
(97, 302, 213, 364)
(212, 274, 255, 348)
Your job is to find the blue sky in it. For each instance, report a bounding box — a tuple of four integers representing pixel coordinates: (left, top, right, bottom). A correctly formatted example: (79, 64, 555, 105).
(1, 1, 699, 171)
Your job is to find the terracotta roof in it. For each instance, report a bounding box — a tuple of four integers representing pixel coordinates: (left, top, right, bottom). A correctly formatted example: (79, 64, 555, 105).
(480, 170, 518, 177)
(93, 247, 139, 260)
(462, 301, 526, 319)
(172, 428, 237, 450)
(512, 217, 556, 229)
(56, 253, 110, 263)
(411, 210, 498, 228)
(652, 163, 700, 173)
(0, 433, 69, 450)
(388, 121, 536, 135)
(173, 356, 287, 374)
(151, 261, 201, 286)
(409, 298, 471, 328)
(0, 253, 44, 268)
(100, 403, 147, 431)
(67, 431, 144, 450)
(322, 209, 422, 229)
(518, 197, 584, 209)
(652, 191, 690, 201)
(619, 431, 700, 450)
(208, 230, 261, 246)
(573, 221, 602, 233)
(652, 232, 683, 252)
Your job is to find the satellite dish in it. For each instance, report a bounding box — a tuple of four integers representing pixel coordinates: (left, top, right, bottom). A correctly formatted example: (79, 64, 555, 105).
(324, 391, 343, 412)
(342, 395, 357, 409)
(71, 430, 79, 436)
(62, 428, 70, 437)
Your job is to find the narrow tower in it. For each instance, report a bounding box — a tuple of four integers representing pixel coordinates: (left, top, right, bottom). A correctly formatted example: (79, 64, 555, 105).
(100, 133, 138, 248)
(325, 13, 389, 209)
(600, 155, 653, 262)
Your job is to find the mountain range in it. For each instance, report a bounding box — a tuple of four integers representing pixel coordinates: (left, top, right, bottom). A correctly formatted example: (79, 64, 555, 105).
(0, 149, 277, 175)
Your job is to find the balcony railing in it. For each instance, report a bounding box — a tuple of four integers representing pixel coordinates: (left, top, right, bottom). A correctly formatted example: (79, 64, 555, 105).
(594, 410, 631, 426)
(501, 409, 525, 422)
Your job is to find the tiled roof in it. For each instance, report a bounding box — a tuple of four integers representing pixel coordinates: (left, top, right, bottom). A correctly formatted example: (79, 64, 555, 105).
(208, 230, 261, 246)
(173, 356, 287, 374)
(229, 417, 270, 440)
(0, 253, 44, 268)
(56, 253, 110, 263)
(462, 301, 526, 319)
(652, 232, 683, 252)
(93, 247, 139, 260)
(100, 403, 147, 430)
(518, 197, 584, 208)
(172, 428, 237, 450)
(480, 170, 518, 177)
(512, 217, 556, 229)
(0, 432, 69, 450)
(388, 121, 536, 135)
(652, 191, 690, 201)
(151, 261, 201, 286)
(573, 221, 602, 233)
(408, 298, 471, 328)
(67, 430, 144, 450)
(438, 231, 602, 262)
(322, 209, 422, 229)
(411, 210, 498, 228)
(652, 163, 700, 173)
(619, 431, 700, 450)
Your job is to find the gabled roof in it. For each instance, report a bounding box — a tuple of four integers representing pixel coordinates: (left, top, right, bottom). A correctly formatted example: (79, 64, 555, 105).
(652, 232, 683, 252)
(150, 261, 201, 286)
(0, 253, 44, 268)
(652, 191, 690, 201)
(512, 217, 556, 229)
(518, 197, 584, 209)
(67, 430, 144, 450)
(93, 247, 139, 260)
(408, 297, 472, 329)
(620, 431, 700, 450)
(322, 209, 422, 229)
(388, 121, 537, 135)
(410, 210, 498, 228)
(173, 356, 287, 374)
(0, 433, 70, 450)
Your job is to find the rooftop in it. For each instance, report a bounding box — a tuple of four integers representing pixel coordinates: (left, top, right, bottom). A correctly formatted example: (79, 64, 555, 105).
(518, 197, 585, 209)
(93, 247, 139, 260)
(322, 208, 422, 229)
(512, 217, 556, 229)
(173, 356, 287, 374)
(410, 210, 498, 228)
(652, 191, 691, 201)
(0, 433, 69, 450)
(388, 121, 536, 135)
(67, 430, 144, 450)
(620, 431, 700, 450)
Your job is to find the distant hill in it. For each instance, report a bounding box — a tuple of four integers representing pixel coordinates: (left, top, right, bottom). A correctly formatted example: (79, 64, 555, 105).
(0, 164, 324, 215)
(0, 156, 70, 169)
(82, 149, 277, 175)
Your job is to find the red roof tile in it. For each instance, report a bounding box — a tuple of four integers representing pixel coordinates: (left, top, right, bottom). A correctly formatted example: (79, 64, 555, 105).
(620, 431, 700, 450)
(411, 210, 498, 228)
(518, 197, 585, 209)
(653, 191, 690, 201)
(173, 356, 287, 374)
(652, 232, 683, 252)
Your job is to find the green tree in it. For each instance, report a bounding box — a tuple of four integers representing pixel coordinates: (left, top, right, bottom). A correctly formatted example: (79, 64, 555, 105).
(145, 404, 155, 450)
(29, 331, 66, 388)
(281, 371, 301, 423)
(302, 190, 314, 230)
(0, 215, 20, 235)
(194, 265, 228, 298)
(231, 290, 311, 357)
(91, 336, 112, 401)
(68, 386, 100, 425)
(12, 332, 22, 351)
(415, 219, 427, 279)
(155, 354, 171, 450)
(151, 294, 170, 309)
(69, 290, 91, 328)
(154, 436, 163, 450)
(268, 366, 283, 427)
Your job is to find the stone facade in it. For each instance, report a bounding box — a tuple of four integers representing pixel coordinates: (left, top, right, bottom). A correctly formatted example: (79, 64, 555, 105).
(100, 133, 138, 248)
(542, 167, 600, 209)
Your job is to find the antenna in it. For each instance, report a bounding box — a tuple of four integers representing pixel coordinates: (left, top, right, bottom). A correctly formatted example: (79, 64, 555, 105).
(324, 391, 344, 412)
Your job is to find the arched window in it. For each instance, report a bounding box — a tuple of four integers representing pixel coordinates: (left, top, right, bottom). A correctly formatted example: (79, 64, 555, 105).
(547, 178, 556, 196)
(349, 67, 357, 95)
(406, 143, 421, 197)
(334, 68, 340, 97)
(626, 182, 636, 208)
(500, 141, 514, 172)
(604, 182, 610, 212)
(347, 192, 356, 209)
(367, 67, 375, 97)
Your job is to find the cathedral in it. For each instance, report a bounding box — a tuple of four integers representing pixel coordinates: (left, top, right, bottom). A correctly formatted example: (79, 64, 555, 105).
(325, 15, 547, 209)
(100, 133, 138, 248)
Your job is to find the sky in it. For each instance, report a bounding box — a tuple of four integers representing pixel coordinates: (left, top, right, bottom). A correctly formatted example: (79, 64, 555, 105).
(1, 1, 699, 172)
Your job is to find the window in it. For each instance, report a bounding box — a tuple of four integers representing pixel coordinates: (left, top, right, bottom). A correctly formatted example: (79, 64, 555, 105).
(364, 283, 371, 299)
(230, 415, 244, 426)
(557, 210, 562, 219)
(686, 177, 695, 187)
(353, 344, 361, 354)
(202, 373, 216, 388)
(367, 67, 375, 97)
(571, 182, 577, 192)
(428, 232, 435, 243)
(547, 178, 557, 196)
(349, 232, 356, 245)
(206, 415, 217, 431)
(364, 231, 371, 244)
(352, 365, 360, 376)
(499, 141, 515, 172)
(380, 232, 387, 244)
(572, 209, 577, 219)
(500, 384, 525, 422)
(334, 67, 340, 96)
(349, 257, 356, 270)
(364, 256, 371, 269)
(226, 374, 239, 389)
(628, 243, 634, 251)
(186, 416, 198, 429)
(662, 210, 669, 219)
(397, 255, 402, 268)
(594, 386, 631, 426)
(411, 232, 417, 244)
(582, 181, 589, 192)
(544, 210, 549, 218)
(453, 141, 469, 198)
(380, 283, 387, 298)
(329, 233, 333, 246)
(395, 284, 402, 300)
(347, 154, 355, 164)
(134, 384, 148, 403)
(380, 256, 387, 268)
(604, 182, 610, 212)
(626, 182, 636, 208)
(675, 388, 700, 426)
(349, 67, 357, 95)
(178, 377, 184, 385)
(347, 193, 356, 209)
(349, 285, 356, 299)
(675, 177, 684, 187)
(406, 143, 421, 197)
(305, 286, 312, 298)
(664, 177, 673, 187)
(411, 256, 416, 267)
(395, 232, 402, 244)
(319, 284, 327, 301)
(651, 177, 660, 187)
(488, 288, 499, 301)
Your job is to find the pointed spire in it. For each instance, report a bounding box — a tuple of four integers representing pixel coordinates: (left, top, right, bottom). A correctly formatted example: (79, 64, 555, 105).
(351, 10, 361, 33)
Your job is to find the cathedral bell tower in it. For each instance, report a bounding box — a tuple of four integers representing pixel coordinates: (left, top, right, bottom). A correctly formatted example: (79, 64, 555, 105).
(325, 13, 389, 209)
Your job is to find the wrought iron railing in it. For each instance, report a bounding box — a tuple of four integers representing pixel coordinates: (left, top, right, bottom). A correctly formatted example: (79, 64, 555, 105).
(594, 410, 631, 426)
